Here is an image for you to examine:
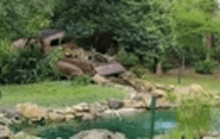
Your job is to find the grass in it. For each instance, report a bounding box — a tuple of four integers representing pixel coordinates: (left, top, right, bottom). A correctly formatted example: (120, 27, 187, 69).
(0, 81, 126, 108)
(143, 72, 220, 94)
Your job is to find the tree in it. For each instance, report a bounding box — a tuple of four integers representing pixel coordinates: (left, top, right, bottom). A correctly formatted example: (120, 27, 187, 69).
(0, 0, 55, 40)
(170, 0, 220, 61)
(52, 0, 150, 53)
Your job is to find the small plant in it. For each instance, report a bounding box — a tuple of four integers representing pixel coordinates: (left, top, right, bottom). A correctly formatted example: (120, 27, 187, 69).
(117, 51, 139, 68)
(71, 75, 92, 86)
(194, 59, 217, 74)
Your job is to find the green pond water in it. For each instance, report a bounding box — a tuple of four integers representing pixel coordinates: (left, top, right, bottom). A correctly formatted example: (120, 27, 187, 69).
(10, 109, 220, 139)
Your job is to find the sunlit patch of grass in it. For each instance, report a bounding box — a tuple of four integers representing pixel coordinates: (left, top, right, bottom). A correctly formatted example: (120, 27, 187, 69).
(0, 81, 126, 108)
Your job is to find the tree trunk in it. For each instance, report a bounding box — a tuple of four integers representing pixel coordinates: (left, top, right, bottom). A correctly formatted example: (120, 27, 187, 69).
(206, 33, 214, 61)
(156, 60, 163, 76)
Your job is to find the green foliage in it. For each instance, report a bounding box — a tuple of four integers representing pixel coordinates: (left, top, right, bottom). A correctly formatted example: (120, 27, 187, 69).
(71, 76, 93, 86)
(0, 46, 63, 84)
(52, 0, 151, 52)
(194, 59, 217, 74)
(170, 0, 220, 47)
(168, 90, 215, 138)
(130, 65, 149, 78)
(117, 50, 139, 68)
(0, 0, 55, 40)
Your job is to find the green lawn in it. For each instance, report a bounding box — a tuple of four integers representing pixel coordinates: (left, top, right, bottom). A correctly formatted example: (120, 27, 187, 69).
(144, 73, 220, 94)
(1, 70, 220, 108)
(0, 81, 126, 108)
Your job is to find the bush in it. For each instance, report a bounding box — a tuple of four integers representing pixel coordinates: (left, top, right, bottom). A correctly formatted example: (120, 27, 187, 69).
(165, 90, 215, 139)
(194, 59, 217, 74)
(117, 51, 139, 68)
(0, 45, 63, 84)
(130, 65, 149, 78)
(71, 75, 92, 86)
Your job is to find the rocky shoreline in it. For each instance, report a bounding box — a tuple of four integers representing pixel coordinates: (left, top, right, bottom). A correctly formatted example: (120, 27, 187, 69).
(0, 75, 219, 138)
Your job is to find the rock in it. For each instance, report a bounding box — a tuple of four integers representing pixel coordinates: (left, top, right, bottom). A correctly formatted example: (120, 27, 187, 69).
(73, 105, 84, 112)
(0, 117, 12, 126)
(47, 112, 65, 123)
(120, 71, 137, 80)
(65, 115, 75, 121)
(156, 98, 174, 109)
(108, 77, 131, 86)
(0, 125, 10, 139)
(124, 93, 152, 109)
(101, 108, 143, 118)
(152, 89, 167, 98)
(81, 113, 96, 121)
(108, 98, 124, 110)
(168, 85, 175, 91)
(189, 84, 204, 95)
(73, 103, 90, 112)
(65, 107, 76, 115)
(155, 84, 166, 90)
(92, 74, 109, 85)
(75, 112, 85, 118)
(14, 131, 42, 139)
(70, 129, 126, 139)
(208, 131, 220, 137)
(203, 137, 216, 139)
(117, 108, 144, 116)
(90, 103, 105, 116)
(127, 78, 155, 92)
(0, 108, 21, 119)
(15, 102, 46, 120)
(57, 61, 85, 78)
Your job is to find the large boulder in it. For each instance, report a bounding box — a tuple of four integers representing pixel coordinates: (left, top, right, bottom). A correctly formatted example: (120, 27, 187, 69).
(92, 74, 110, 85)
(46, 112, 66, 123)
(124, 93, 152, 109)
(189, 84, 204, 95)
(15, 102, 46, 122)
(156, 98, 177, 109)
(0, 108, 22, 125)
(81, 113, 96, 121)
(126, 78, 155, 93)
(64, 107, 77, 115)
(62, 58, 96, 75)
(57, 61, 85, 78)
(72, 102, 90, 112)
(0, 114, 13, 126)
(151, 89, 167, 98)
(0, 125, 10, 139)
(90, 102, 107, 117)
(70, 129, 126, 139)
(108, 99, 124, 110)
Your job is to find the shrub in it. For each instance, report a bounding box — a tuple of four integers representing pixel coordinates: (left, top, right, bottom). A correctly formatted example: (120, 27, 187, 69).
(165, 90, 215, 139)
(117, 51, 139, 68)
(0, 45, 63, 84)
(130, 65, 149, 78)
(71, 75, 93, 86)
(194, 59, 217, 74)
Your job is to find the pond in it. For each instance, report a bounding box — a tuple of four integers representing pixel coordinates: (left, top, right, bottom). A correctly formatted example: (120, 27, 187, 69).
(10, 109, 220, 139)
(11, 110, 177, 139)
